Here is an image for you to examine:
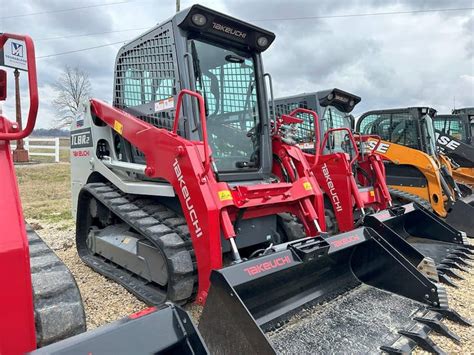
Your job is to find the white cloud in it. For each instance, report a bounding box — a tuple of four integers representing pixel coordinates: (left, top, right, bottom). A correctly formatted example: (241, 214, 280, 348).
(1, 0, 472, 127)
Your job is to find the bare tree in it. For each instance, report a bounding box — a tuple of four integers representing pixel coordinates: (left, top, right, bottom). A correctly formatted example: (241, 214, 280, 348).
(53, 66, 92, 128)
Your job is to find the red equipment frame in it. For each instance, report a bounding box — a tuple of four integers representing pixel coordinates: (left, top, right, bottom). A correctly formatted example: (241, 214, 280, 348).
(90, 90, 326, 304)
(280, 108, 321, 168)
(274, 110, 391, 232)
(312, 130, 391, 231)
(0, 33, 38, 354)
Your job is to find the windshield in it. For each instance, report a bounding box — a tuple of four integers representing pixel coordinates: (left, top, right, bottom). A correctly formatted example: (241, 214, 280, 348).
(191, 39, 260, 172)
(291, 105, 350, 143)
(359, 112, 420, 150)
(321, 106, 352, 154)
(434, 117, 468, 142)
(421, 114, 437, 157)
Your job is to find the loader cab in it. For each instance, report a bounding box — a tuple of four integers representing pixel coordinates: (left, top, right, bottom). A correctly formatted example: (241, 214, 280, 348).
(112, 5, 275, 182)
(453, 108, 474, 145)
(273, 88, 361, 153)
(357, 107, 438, 158)
(435, 114, 473, 145)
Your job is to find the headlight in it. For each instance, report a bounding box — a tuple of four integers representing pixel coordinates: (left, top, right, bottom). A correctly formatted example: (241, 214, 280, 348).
(257, 36, 269, 47)
(327, 93, 334, 100)
(349, 100, 355, 107)
(191, 13, 207, 27)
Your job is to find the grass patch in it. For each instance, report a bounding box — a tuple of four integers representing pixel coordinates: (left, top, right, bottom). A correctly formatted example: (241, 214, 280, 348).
(17, 163, 74, 226)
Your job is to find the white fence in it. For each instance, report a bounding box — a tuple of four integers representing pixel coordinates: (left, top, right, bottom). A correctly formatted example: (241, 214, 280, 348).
(11, 137, 60, 163)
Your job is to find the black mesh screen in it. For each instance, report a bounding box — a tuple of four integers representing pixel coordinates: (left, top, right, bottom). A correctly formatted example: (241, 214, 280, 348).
(114, 28, 176, 132)
(113, 28, 177, 163)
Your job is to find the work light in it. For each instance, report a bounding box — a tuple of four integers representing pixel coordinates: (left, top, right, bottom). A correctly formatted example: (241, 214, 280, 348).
(191, 13, 207, 27)
(257, 36, 269, 48)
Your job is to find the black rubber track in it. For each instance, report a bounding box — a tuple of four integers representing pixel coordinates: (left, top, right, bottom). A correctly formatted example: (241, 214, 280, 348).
(27, 224, 86, 347)
(388, 186, 433, 211)
(76, 183, 197, 306)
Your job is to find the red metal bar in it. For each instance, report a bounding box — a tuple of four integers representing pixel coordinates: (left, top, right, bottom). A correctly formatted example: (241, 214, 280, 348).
(288, 108, 321, 167)
(0, 119, 37, 353)
(0, 32, 38, 354)
(356, 133, 382, 154)
(172, 89, 210, 175)
(321, 127, 360, 166)
(0, 34, 38, 140)
(349, 172, 365, 210)
(370, 155, 392, 203)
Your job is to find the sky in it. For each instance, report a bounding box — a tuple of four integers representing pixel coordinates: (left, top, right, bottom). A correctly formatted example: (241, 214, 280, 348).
(0, 0, 473, 128)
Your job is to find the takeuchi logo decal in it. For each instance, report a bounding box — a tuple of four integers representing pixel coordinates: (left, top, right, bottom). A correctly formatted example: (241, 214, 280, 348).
(244, 256, 292, 276)
(212, 22, 247, 39)
(173, 159, 203, 238)
(321, 163, 342, 212)
(330, 235, 360, 249)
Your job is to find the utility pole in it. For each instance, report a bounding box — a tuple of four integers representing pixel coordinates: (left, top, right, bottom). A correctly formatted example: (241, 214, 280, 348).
(176, 0, 180, 12)
(12, 68, 29, 163)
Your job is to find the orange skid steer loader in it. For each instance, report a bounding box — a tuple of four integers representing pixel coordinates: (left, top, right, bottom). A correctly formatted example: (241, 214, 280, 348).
(357, 107, 474, 237)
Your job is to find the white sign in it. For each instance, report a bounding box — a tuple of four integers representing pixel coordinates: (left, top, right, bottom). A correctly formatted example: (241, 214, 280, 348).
(1, 39, 28, 71)
(296, 142, 315, 150)
(154, 97, 174, 112)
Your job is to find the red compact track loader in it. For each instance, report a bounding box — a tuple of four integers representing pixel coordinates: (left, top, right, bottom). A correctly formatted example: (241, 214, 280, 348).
(273, 90, 473, 286)
(0, 33, 207, 355)
(274, 90, 391, 233)
(70, 6, 471, 353)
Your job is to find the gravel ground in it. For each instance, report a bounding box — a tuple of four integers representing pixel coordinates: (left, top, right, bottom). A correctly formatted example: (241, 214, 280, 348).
(32, 220, 473, 351)
(18, 164, 472, 352)
(414, 269, 473, 354)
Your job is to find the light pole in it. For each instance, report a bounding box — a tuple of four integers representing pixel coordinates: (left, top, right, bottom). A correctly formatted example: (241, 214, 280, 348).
(12, 68, 29, 163)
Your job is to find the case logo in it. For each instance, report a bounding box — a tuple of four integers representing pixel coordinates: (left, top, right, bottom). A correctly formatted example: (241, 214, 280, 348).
(367, 140, 390, 154)
(436, 132, 461, 151)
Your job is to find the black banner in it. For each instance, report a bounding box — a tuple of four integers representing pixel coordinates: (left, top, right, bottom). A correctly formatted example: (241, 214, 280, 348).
(71, 128, 93, 149)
